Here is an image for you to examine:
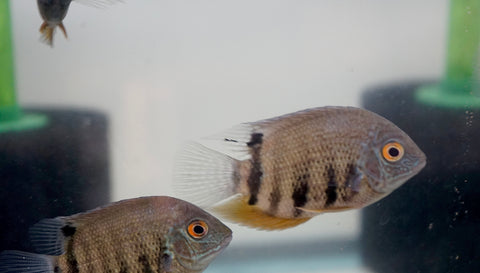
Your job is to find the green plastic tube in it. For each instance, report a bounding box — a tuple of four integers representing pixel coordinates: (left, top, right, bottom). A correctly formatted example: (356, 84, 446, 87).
(0, 0, 47, 132)
(0, 0, 19, 120)
(416, 0, 480, 108)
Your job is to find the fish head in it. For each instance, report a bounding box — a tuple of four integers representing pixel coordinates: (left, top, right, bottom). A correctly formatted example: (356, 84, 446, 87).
(359, 120, 427, 194)
(167, 199, 232, 272)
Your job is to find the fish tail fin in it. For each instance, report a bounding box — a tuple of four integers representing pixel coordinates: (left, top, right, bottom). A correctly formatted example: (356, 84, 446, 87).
(39, 22, 54, 47)
(174, 141, 240, 208)
(0, 250, 56, 273)
(212, 195, 311, 230)
(58, 22, 68, 39)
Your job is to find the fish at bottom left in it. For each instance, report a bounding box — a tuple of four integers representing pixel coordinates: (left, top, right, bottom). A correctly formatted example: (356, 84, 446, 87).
(0, 196, 232, 273)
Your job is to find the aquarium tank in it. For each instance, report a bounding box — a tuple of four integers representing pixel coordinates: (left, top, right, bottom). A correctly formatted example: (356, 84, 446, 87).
(1, 0, 478, 272)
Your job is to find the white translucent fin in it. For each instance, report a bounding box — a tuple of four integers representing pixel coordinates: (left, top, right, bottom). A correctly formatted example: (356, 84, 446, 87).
(74, 0, 123, 9)
(212, 195, 311, 230)
(174, 142, 240, 208)
(29, 218, 68, 256)
(202, 123, 258, 160)
(0, 251, 54, 273)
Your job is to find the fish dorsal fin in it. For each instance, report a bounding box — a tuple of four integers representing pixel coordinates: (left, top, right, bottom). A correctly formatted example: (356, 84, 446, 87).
(29, 217, 74, 256)
(211, 195, 311, 230)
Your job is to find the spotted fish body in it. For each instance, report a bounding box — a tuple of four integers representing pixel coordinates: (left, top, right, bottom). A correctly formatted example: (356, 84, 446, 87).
(0, 196, 232, 273)
(175, 107, 427, 230)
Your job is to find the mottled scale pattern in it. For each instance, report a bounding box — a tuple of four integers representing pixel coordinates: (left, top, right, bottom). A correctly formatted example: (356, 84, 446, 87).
(175, 106, 426, 230)
(55, 198, 164, 272)
(238, 107, 416, 219)
(0, 196, 232, 273)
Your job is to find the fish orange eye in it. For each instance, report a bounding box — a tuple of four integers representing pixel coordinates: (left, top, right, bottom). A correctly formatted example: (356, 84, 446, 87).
(382, 142, 404, 162)
(187, 220, 208, 239)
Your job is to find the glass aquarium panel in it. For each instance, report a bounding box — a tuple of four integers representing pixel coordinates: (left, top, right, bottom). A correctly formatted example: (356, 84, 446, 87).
(2, 0, 478, 272)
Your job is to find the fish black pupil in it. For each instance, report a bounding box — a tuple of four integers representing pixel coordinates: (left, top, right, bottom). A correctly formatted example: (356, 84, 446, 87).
(193, 225, 204, 234)
(388, 147, 399, 157)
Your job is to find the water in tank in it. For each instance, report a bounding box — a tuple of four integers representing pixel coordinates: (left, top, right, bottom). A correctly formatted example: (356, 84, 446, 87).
(0, 0, 478, 272)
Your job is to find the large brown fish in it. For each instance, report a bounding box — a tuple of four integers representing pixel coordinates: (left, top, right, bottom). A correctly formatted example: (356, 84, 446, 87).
(175, 106, 427, 230)
(0, 196, 232, 273)
(37, 0, 120, 46)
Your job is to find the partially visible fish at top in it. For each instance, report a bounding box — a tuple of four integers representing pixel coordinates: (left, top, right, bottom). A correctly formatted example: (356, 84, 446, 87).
(37, 0, 121, 47)
(0, 196, 232, 273)
(174, 106, 427, 230)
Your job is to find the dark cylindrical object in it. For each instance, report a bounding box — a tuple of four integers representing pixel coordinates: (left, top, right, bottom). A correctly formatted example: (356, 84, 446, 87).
(361, 82, 480, 273)
(0, 108, 110, 252)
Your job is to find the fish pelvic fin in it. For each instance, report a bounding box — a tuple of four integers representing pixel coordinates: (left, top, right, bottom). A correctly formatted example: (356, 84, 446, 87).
(0, 250, 56, 273)
(58, 22, 68, 39)
(39, 22, 55, 47)
(212, 195, 311, 230)
(174, 141, 240, 208)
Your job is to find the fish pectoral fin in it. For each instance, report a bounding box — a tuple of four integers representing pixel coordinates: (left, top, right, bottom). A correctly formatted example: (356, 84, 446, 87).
(211, 195, 311, 230)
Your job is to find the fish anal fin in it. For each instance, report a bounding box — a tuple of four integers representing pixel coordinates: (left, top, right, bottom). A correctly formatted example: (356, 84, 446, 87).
(296, 206, 354, 214)
(212, 196, 310, 230)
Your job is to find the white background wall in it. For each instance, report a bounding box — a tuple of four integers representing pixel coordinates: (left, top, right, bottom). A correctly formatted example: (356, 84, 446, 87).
(10, 0, 446, 247)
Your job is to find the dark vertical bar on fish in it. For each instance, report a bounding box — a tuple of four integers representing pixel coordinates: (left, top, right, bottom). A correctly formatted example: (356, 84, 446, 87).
(65, 239, 80, 273)
(292, 172, 310, 208)
(247, 133, 264, 205)
(325, 165, 338, 206)
(268, 185, 282, 215)
(138, 255, 154, 273)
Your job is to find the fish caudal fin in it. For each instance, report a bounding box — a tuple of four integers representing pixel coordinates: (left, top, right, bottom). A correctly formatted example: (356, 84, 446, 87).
(212, 195, 311, 230)
(174, 142, 240, 208)
(0, 251, 55, 273)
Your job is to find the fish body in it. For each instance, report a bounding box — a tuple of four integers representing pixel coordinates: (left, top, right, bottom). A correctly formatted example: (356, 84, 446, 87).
(0, 196, 232, 273)
(175, 106, 427, 230)
(37, 0, 73, 46)
(37, 0, 120, 46)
